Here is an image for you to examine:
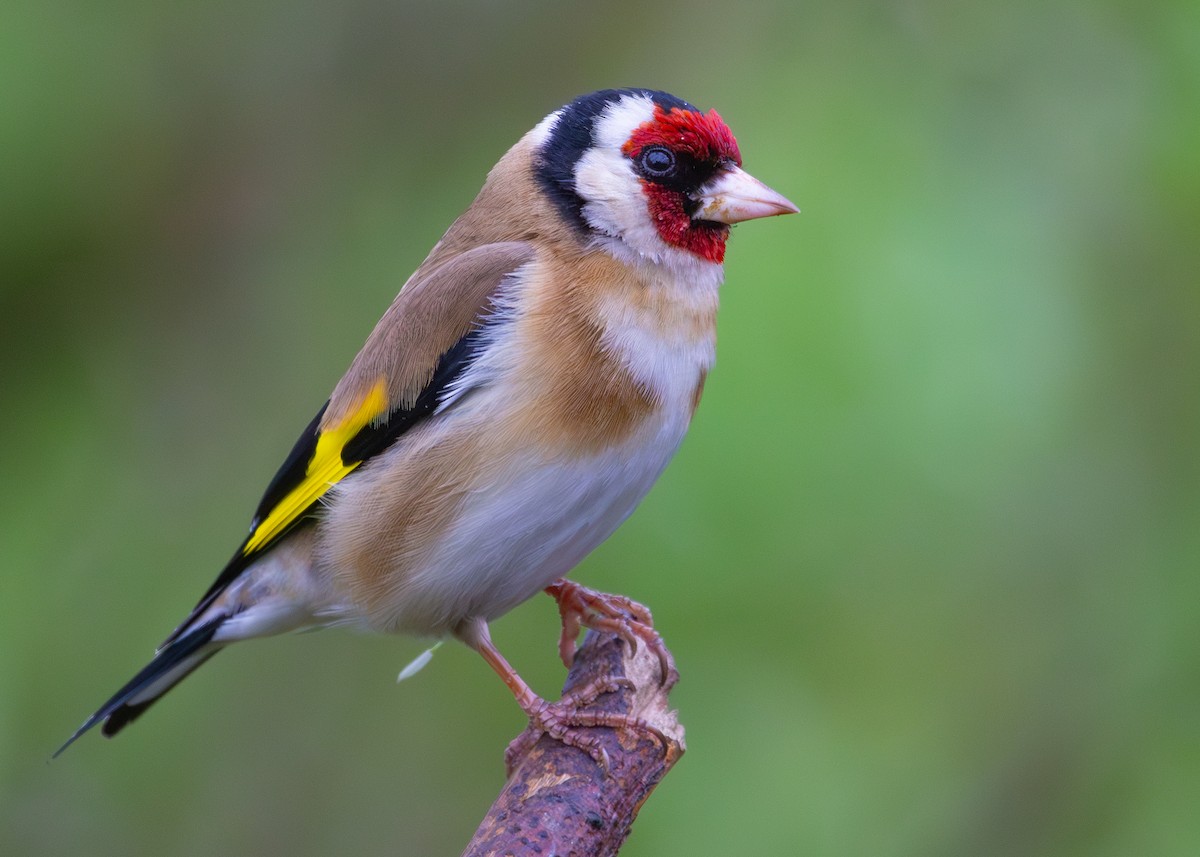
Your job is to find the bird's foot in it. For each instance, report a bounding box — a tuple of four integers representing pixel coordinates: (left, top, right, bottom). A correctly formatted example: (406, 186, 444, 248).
(503, 674, 668, 776)
(545, 578, 679, 689)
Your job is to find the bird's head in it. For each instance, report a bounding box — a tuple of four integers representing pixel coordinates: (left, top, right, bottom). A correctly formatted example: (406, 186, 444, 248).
(530, 88, 797, 267)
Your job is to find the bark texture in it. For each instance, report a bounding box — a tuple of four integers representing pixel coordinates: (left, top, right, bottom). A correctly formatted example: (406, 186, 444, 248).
(462, 630, 685, 856)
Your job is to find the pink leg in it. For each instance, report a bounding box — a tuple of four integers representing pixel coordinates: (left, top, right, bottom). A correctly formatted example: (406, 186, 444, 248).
(460, 618, 667, 775)
(545, 578, 679, 688)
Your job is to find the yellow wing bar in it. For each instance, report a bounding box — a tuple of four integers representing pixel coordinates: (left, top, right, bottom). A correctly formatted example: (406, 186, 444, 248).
(243, 379, 389, 555)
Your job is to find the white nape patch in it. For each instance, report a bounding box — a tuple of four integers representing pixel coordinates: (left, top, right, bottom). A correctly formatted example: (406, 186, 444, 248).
(592, 92, 657, 147)
(526, 107, 563, 149)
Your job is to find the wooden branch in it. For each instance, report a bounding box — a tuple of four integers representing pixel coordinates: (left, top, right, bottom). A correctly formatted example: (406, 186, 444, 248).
(462, 629, 685, 857)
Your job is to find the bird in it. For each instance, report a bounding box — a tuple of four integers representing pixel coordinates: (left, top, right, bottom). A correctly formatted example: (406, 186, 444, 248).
(56, 88, 798, 767)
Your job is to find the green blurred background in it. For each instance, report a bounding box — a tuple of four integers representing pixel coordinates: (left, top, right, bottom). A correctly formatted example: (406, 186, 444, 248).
(3, 0, 1197, 854)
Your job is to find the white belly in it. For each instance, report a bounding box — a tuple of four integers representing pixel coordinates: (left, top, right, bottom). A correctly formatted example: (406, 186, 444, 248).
(374, 410, 688, 636)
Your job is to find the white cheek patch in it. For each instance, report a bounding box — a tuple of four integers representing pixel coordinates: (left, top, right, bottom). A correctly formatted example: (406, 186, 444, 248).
(575, 147, 723, 277)
(574, 93, 665, 257)
(573, 92, 727, 273)
(574, 147, 662, 253)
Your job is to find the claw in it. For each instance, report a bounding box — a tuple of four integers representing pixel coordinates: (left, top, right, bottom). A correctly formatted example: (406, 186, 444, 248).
(460, 617, 668, 776)
(502, 676, 666, 777)
(545, 579, 679, 689)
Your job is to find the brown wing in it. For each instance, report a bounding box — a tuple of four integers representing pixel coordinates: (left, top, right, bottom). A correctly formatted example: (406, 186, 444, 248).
(176, 241, 536, 635)
(325, 241, 536, 426)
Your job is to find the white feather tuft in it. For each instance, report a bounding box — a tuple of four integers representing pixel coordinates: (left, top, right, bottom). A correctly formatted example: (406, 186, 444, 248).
(397, 642, 443, 682)
(527, 107, 564, 149)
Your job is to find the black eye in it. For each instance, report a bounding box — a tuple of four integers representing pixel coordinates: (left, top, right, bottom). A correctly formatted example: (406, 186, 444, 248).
(639, 146, 676, 179)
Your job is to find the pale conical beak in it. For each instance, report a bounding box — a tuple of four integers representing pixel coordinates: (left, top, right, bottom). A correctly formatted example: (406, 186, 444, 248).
(691, 165, 799, 224)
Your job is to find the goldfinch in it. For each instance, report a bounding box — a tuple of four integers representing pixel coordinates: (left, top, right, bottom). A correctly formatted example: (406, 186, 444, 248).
(57, 88, 797, 764)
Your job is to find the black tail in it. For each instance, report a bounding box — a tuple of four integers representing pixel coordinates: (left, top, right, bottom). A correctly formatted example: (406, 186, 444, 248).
(54, 620, 223, 758)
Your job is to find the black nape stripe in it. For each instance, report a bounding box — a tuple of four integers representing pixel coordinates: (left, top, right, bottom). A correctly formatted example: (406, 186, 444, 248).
(534, 88, 697, 234)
